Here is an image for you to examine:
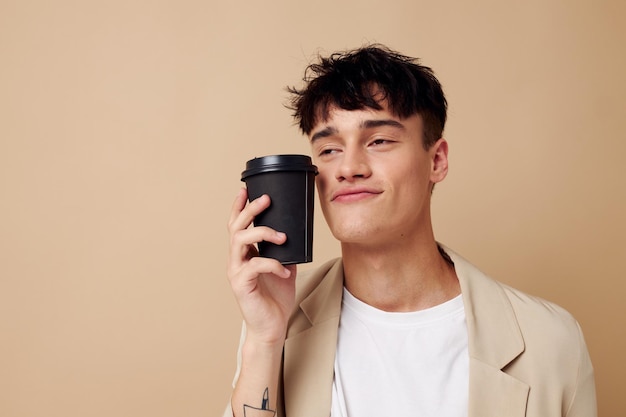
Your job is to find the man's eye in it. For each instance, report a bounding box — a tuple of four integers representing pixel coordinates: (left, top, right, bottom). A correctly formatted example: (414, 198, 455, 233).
(320, 148, 338, 156)
(371, 139, 389, 146)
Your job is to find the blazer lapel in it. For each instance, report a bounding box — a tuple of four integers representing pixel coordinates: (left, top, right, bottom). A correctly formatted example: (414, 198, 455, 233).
(283, 259, 344, 417)
(448, 247, 530, 417)
(468, 359, 530, 417)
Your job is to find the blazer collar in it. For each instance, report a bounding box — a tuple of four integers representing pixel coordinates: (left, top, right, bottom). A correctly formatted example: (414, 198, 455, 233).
(447, 247, 525, 368)
(299, 259, 344, 326)
(446, 246, 530, 417)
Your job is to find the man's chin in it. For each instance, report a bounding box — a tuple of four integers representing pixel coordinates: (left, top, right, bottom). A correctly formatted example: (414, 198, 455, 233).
(330, 223, 380, 245)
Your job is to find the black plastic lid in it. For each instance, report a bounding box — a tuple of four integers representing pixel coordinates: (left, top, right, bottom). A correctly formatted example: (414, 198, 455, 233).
(241, 154, 318, 180)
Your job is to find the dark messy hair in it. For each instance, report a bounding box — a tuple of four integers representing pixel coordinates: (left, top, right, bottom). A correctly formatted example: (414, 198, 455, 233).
(287, 44, 447, 149)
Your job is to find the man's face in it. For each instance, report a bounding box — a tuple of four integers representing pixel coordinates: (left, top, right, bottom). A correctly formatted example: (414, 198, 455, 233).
(309, 103, 448, 248)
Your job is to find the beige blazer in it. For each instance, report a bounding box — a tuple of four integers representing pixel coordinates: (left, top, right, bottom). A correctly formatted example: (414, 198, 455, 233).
(224, 247, 597, 417)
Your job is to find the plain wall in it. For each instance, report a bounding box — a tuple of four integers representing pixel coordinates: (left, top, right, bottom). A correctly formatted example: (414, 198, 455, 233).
(1, 1, 624, 416)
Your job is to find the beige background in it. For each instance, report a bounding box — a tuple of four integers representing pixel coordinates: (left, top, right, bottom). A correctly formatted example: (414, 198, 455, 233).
(1, 0, 624, 416)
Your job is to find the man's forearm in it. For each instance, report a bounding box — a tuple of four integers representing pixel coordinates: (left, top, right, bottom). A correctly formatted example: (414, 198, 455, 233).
(231, 339, 284, 417)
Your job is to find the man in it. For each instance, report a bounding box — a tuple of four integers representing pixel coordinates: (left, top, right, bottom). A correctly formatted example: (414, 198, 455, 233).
(224, 45, 596, 417)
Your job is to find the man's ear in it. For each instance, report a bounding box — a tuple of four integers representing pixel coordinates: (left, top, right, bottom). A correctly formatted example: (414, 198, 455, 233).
(430, 138, 449, 184)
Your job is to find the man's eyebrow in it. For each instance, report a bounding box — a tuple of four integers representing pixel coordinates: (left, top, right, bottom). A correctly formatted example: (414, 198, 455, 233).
(310, 126, 338, 142)
(310, 119, 405, 142)
(360, 119, 406, 130)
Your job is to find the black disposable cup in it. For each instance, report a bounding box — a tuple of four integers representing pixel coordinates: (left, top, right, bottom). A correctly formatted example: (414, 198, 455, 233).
(241, 154, 318, 265)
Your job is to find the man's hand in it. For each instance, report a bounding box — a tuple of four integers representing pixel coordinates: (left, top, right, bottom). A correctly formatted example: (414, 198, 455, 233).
(227, 188, 297, 346)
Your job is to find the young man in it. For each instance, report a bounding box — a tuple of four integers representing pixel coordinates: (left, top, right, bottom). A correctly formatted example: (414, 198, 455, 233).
(224, 45, 596, 417)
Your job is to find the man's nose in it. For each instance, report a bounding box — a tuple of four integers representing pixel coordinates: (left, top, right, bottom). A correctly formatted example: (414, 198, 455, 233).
(336, 148, 372, 181)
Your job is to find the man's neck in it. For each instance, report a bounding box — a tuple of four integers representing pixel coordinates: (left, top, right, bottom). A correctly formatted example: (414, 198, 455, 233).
(341, 237, 459, 312)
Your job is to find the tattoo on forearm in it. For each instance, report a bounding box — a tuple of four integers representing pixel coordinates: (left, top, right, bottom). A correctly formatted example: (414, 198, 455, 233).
(243, 387, 276, 416)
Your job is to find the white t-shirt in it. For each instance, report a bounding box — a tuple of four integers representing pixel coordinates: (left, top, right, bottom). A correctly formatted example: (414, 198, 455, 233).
(330, 288, 469, 417)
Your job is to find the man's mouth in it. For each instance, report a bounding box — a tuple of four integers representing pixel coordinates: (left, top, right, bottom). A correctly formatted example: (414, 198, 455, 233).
(331, 187, 382, 202)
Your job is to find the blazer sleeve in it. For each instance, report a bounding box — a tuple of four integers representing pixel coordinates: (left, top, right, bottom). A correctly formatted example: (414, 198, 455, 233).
(222, 323, 246, 417)
(565, 321, 597, 417)
(222, 402, 234, 417)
